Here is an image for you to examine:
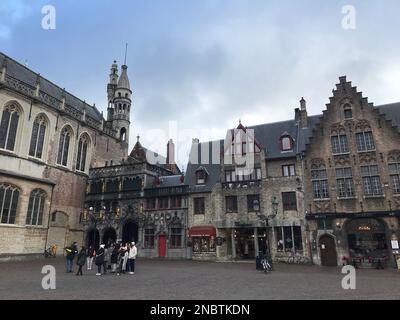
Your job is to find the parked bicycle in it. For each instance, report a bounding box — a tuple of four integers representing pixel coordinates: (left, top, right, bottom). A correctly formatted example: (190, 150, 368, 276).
(44, 244, 58, 258)
(261, 257, 273, 273)
(287, 253, 309, 265)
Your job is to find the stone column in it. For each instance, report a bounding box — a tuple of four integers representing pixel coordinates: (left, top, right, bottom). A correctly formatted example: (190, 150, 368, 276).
(231, 228, 236, 259)
(254, 227, 259, 257)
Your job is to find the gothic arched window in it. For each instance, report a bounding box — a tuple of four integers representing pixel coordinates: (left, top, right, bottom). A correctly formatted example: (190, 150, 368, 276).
(29, 115, 47, 159)
(0, 184, 19, 224)
(76, 134, 90, 172)
(57, 126, 72, 166)
(0, 103, 21, 152)
(26, 189, 46, 226)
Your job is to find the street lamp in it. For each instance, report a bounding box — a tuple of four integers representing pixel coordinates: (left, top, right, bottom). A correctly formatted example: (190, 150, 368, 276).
(256, 197, 279, 258)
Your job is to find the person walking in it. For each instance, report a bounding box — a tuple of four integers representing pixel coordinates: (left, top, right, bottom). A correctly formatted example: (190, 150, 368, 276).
(128, 242, 138, 275)
(76, 246, 87, 276)
(65, 242, 78, 273)
(103, 245, 109, 275)
(86, 245, 96, 271)
(95, 244, 106, 276)
(117, 243, 128, 275)
(111, 244, 119, 273)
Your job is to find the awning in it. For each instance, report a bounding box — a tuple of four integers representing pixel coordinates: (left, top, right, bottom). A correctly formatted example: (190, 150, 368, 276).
(189, 226, 216, 237)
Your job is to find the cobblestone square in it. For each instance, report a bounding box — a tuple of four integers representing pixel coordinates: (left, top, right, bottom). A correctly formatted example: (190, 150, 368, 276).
(0, 258, 399, 300)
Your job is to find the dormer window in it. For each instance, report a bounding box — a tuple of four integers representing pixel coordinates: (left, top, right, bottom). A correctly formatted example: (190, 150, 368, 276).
(195, 166, 209, 185)
(280, 134, 293, 152)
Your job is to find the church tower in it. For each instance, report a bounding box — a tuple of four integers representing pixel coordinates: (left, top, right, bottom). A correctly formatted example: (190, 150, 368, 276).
(107, 61, 131, 146)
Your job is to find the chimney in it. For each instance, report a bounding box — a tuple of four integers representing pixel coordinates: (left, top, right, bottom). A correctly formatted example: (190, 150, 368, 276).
(167, 139, 175, 165)
(299, 97, 308, 128)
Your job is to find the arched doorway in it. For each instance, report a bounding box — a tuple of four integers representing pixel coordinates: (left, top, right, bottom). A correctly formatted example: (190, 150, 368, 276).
(346, 218, 388, 259)
(102, 227, 117, 246)
(122, 221, 138, 244)
(87, 229, 100, 250)
(319, 234, 338, 266)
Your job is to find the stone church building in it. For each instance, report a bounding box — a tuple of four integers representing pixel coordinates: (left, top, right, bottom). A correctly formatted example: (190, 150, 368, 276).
(0, 52, 129, 259)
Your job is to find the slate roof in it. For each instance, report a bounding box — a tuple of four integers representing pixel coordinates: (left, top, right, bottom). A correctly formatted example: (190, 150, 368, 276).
(185, 140, 223, 193)
(185, 103, 400, 191)
(375, 103, 400, 132)
(0, 52, 103, 122)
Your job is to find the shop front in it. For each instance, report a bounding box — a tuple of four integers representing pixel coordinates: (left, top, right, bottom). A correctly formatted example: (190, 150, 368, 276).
(189, 226, 217, 260)
(345, 218, 389, 267)
(307, 212, 400, 267)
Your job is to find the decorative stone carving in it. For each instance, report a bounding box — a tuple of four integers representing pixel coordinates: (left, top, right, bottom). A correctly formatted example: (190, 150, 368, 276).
(331, 123, 346, 135)
(334, 154, 351, 166)
(314, 201, 331, 213)
(388, 150, 400, 163)
(310, 158, 326, 170)
(355, 119, 372, 132)
(358, 152, 377, 165)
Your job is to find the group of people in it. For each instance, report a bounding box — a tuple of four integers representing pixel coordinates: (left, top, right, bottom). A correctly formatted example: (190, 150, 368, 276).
(64, 241, 138, 276)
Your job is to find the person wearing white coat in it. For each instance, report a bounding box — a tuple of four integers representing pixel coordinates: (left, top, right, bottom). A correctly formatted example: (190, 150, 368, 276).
(128, 242, 138, 274)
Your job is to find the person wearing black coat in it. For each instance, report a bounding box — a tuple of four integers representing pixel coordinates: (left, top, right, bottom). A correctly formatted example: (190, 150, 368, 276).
(65, 242, 78, 273)
(111, 245, 119, 273)
(76, 246, 87, 276)
(95, 244, 106, 276)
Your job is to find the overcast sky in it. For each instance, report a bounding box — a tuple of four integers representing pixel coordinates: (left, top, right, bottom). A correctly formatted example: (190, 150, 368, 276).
(1, 0, 400, 169)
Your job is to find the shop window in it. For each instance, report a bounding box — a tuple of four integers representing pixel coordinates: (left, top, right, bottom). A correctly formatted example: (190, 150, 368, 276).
(275, 226, 303, 253)
(192, 237, 216, 253)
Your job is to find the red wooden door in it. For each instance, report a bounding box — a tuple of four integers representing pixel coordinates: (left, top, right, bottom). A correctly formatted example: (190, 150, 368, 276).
(158, 235, 167, 257)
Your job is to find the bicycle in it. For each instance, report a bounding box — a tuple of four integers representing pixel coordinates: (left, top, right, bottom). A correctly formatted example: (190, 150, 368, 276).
(287, 253, 310, 265)
(261, 257, 273, 273)
(44, 244, 58, 258)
